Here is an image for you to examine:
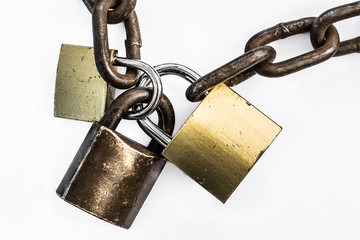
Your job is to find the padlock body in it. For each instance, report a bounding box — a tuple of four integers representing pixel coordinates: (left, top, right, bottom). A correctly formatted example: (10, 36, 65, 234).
(54, 44, 116, 122)
(163, 83, 281, 203)
(57, 122, 166, 229)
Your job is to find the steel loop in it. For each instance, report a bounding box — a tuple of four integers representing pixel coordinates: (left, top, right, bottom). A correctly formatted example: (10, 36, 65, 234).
(83, 0, 136, 24)
(93, 1, 142, 89)
(131, 63, 202, 122)
(311, 1, 360, 56)
(245, 18, 340, 78)
(186, 46, 276, 102)
(136, 64, 203, 147)
(137, 63, 202, 87)
(114, 58, 163, 120)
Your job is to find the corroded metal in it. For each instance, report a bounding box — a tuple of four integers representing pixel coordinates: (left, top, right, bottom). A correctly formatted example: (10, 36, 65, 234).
(186, 46, 276, 102)
(93, 0, 141, 89)
(311, 1, 360, 56)
(54, 44, 116, 122)
(83, 0, 137, 24)
(57, 87, 175, 229)
(245, 17, 340, 78)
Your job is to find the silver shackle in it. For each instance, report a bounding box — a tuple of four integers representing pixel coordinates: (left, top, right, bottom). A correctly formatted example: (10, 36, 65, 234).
(115, 58, 163, 120)
(136, 63, 205, 147)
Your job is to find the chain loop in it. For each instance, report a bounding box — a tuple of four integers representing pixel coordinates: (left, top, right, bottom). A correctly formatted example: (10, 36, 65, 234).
(130, 64, 202, 119)
(311, 1, 360, 56)
(93, 0, 142, 89)
(245, 17, 339, 78)
(186, 46, 276, 102)
(115, 58, 162, 120)
(83, 0, 136, 24)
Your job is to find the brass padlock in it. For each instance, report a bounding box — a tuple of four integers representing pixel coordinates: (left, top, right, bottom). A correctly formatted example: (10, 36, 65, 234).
(138, 64, 282, 203)
(56, 87, 175, 229)
(54, 44, 116, 122)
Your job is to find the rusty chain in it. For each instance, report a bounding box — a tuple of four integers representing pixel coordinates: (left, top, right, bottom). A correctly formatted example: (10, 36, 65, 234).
(186, 46, 276, 102)
(311, 1, 360, 56)
(186, 1, 360, 102)
(245, 18, 340, 78)
(83, 0, 137, 24)
(82, 1, 359, 101)
(82, 0, 142, 89)
(92, 0, 142, 89)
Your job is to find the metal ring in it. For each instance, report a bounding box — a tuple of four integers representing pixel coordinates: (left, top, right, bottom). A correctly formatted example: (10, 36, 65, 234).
(135, 64, 203, 147)
(83, 0, 137, 24)
(138, 63, 202, 87)
(186, 46, 276, 102)
(311, 1, 360, 56)
(130, 63, 203, 118)
(114, 58, 163, 120)
(93, 4, 142, 89)
(245, 17, 340, 78)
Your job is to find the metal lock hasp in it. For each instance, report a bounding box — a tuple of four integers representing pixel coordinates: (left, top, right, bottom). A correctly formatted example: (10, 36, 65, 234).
(139, 64, 281, 203)
(54, 44, 116, 122)
(56, 87, 175, 229)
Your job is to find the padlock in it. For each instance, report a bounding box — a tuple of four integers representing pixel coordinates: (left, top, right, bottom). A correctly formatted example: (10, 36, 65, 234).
(54, 44, 116, 122)
(56, 87, 175, 229)
(138, 64, 282, 203)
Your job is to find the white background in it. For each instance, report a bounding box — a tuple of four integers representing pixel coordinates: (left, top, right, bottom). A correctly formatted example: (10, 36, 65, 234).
(0, 0, 359, 239)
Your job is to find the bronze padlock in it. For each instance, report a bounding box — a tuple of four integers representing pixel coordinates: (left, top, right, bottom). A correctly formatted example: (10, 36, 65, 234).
(56, 87, 175, 229)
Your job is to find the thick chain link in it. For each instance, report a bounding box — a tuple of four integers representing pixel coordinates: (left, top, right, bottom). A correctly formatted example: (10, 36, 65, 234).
(92, 4, 141, 89)
(83, 0, 137, 24)
(186, 46, 276, 102)
(83, 1, 359, 102)
(311, 1, 360, 56)
(82, 0, 142, 89)
(186, 1, 360, 102)
(245, 18, 339, 78)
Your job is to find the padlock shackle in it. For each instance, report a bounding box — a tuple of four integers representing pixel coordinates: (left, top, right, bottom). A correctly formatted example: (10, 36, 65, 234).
(139, 118, 172, 147)
(137, 64, 204, 147)
(114, 58, 163, 120)
(137, 63, 202, 87)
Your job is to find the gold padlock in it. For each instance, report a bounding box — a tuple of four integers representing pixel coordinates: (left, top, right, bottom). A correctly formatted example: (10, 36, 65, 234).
(138, 64, 281, 203)
(54, 44, 116, 122)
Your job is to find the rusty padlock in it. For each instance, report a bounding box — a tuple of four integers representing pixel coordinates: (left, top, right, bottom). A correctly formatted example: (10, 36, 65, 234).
(56, 87, 175, 229)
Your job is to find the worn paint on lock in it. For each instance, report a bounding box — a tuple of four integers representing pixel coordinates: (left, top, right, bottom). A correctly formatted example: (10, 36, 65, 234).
(57, 122, 166, 229)
(162, 83, 282, 203)
(54, 44, 116, 122)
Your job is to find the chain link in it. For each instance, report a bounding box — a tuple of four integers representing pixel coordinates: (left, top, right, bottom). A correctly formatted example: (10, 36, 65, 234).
(186, 46, 276, 102)
(311, 1, 360, 56)
(83, 0, 137, 24)
(186, 2, 359, 102)
(83, 1, 359, 103)
(92, 0, 142, 89)
(245, 17, 339, 78)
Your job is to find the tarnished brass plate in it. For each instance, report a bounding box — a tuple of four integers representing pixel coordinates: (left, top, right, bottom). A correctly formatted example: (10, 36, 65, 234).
(54, 44, 116, 122)
(57, 123, 166, 229)
(163, 83, 281, 203)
